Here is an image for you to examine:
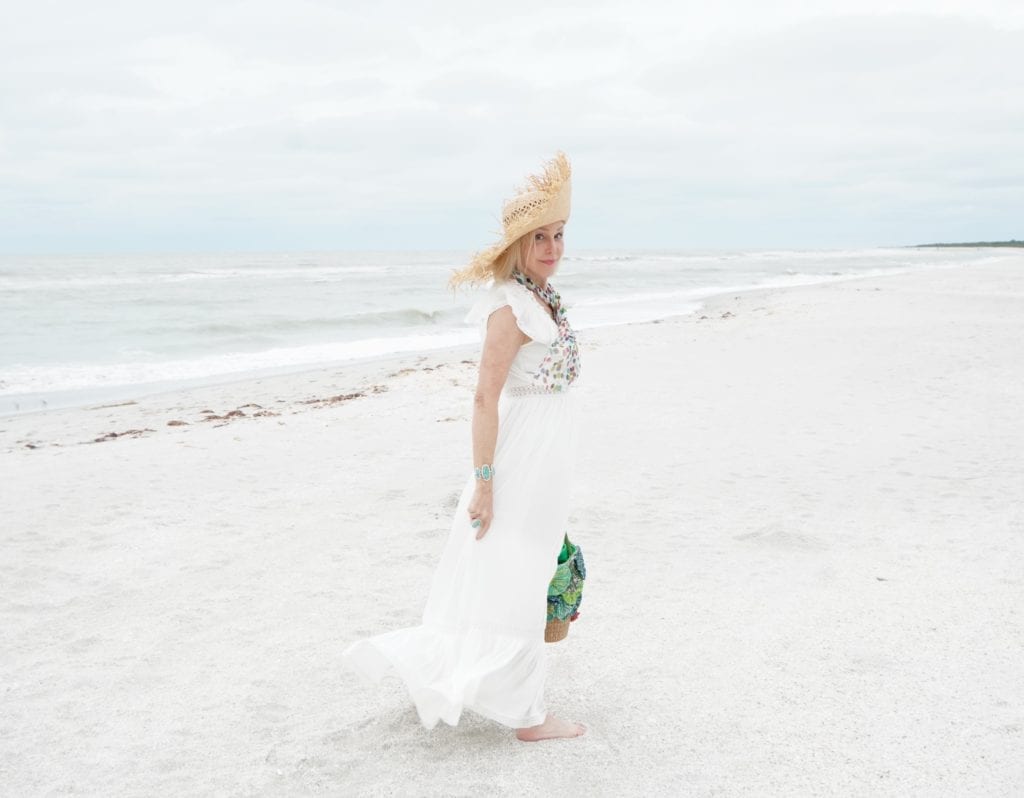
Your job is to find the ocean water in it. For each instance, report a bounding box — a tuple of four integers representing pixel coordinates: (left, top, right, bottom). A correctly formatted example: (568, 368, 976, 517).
(0, 246, 1006, 416)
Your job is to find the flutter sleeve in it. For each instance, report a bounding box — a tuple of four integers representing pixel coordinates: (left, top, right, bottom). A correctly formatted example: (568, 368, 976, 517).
(463, 280, 556, 344)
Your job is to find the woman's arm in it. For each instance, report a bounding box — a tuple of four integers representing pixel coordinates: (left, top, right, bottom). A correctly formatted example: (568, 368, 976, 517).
(468, 305, 529, 539)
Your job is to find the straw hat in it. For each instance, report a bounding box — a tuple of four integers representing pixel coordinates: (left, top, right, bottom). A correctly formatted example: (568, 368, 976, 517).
(449, 151, 572, 288)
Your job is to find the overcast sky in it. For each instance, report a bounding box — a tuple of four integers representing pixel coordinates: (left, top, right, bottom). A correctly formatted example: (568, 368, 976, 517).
(2, 0, 1021, 254)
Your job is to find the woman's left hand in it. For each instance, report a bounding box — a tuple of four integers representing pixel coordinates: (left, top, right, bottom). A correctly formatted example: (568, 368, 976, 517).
(467, 483, 494, 540)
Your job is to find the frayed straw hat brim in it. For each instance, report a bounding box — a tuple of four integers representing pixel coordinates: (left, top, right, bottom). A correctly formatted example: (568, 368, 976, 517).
(451, 151, 572, 288)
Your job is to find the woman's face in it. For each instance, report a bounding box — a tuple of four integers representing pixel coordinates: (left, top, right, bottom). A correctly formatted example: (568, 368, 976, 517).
(521, 222, 565, 284)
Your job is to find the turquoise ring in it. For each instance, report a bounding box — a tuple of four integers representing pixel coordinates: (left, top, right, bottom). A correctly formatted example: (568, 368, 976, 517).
(471, 519, 481, 528)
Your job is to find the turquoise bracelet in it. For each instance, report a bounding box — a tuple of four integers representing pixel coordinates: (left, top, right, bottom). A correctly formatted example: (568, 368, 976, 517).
(474, 463, 494, 481)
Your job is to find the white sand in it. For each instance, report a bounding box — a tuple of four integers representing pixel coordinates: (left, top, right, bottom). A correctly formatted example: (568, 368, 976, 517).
(2, 255, 1022, 796)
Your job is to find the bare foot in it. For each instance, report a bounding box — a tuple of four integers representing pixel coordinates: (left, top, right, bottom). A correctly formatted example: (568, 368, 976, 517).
(515, 712, 586, 742)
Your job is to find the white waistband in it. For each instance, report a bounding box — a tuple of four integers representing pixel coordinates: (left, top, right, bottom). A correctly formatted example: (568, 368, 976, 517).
(504, 384, 572, 397)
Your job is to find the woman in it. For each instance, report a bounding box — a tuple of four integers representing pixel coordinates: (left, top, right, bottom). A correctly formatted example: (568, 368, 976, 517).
(341, 151, 585, 742)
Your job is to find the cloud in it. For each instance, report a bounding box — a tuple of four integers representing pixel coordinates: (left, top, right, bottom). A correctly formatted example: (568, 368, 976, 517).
(0, 1, 1021, 252)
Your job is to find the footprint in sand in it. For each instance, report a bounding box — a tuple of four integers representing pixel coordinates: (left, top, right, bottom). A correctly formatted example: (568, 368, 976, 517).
(734, 523, 829, 551)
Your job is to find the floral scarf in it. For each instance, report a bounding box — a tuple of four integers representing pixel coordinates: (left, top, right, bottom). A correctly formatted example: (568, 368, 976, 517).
(511, 268, 581, 389)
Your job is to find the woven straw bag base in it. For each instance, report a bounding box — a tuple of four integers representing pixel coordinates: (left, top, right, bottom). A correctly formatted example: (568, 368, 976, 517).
(544, 618, 570, 643)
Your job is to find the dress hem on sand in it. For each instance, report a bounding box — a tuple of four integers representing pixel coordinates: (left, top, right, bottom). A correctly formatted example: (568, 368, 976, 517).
(341, 621, 549, 730)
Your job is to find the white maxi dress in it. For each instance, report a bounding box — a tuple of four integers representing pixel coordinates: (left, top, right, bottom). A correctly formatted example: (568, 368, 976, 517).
(341, 277, 582, 729)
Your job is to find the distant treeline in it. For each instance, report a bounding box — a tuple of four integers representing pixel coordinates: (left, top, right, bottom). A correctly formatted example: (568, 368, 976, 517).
(913, 240, 1024, 248)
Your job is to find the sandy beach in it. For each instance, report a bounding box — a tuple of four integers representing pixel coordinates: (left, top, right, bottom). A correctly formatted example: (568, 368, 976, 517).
(2, 255, 1022, 796)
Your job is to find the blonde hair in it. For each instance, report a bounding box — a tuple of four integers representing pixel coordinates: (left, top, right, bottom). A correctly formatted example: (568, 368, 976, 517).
(447, 231, 537, 293)
(492, 234, 537, 283)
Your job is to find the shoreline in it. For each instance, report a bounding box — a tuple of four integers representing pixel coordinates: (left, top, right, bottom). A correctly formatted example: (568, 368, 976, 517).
(0, 258, 962, 428)
(1, 269, 879, 451)
(0, 257, 996, 452)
